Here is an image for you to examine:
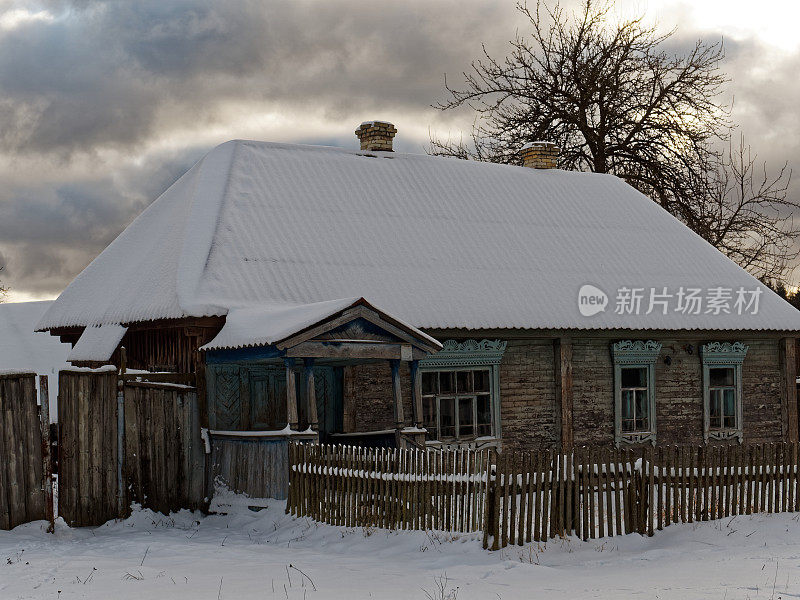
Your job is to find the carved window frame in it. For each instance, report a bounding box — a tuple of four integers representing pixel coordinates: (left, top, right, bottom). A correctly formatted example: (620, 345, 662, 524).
(419, 339, 506, 442)
(612, 340, 662, 446)
(701, 342, 748, 443)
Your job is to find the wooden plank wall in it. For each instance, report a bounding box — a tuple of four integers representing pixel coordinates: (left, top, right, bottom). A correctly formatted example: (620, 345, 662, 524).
(0, 372, 49, 530)
(57, 370, 119, 527)
(210, 437, 290, 500)
(58, 371, 205, 527)
(123, 382, 205, 515)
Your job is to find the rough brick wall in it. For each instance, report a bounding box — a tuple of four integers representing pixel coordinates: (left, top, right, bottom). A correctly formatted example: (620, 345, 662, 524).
(572, 339, 615, 446)
(343, 362, 413, 433)
(498, 340, 557, 451)
(571, 337, 784, 447)
(741, 339, 784, 443)
(343, 335, 787, 448)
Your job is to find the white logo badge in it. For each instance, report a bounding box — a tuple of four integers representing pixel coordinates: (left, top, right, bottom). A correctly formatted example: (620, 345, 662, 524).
(578, 284, 608, 317)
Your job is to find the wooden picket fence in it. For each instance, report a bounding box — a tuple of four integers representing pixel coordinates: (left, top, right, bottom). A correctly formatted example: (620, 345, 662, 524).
(288, 441, 800, 551)
(287, 443, 491, 532)
(489, 442, 800, 550)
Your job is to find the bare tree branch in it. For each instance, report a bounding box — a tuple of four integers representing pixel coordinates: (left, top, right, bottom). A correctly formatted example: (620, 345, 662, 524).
(0, 265, 8, 303)
(429, 0, 800, 281)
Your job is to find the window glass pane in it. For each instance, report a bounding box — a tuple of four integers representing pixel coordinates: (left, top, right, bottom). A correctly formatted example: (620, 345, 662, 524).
(439, 372, 455, 394)
(422, 372, 437, 395)
(422, 397, 436, 427)
(722, 388, 737, 429)
(710, 367, 735, 387)
(710, 389, 720, 417)
(622, 389, 634, 421)
(723, 389, 736, 418)
(710, 389, 721, 429)
(456, 371, 472, 394)
(458, 397, 474, 438)
(622, 389, 635, 432)
(440, 397, 455, 438)
(635, 389, 649, 430)
(422, 397, 437, 440)
(476, 394, 491, 436)
(621, 367, 647, 388)
(474, 370, 490, 393)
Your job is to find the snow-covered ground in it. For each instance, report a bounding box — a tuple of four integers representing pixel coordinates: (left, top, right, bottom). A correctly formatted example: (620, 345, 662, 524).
(3, 494, 800, 600)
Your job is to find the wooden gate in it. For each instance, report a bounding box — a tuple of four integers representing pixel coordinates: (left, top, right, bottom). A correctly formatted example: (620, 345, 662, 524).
(58, 369, 205, 527)
(0, 372, 53, 530)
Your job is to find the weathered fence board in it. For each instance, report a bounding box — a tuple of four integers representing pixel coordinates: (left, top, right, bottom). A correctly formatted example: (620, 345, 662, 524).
(209, 435, 292, 500)
(0, 372, 51, 530)
(288, 443, 490, 533)
(489, 442, 800, 550)
(58, 370, 204, 527)
(287, 441, 800, 551)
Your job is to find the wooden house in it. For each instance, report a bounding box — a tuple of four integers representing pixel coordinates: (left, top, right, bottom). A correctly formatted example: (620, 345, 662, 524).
(38, 121, 800, 456)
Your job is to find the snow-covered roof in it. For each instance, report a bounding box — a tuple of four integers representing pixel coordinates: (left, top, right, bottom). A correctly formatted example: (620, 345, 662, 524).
(37, 140, 800, 332)
(0, 301, 70, 408)
(67, 324, 127, 362)
(200, 297, 441, 351)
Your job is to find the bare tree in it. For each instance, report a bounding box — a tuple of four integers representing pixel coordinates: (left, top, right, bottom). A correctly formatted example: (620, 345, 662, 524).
(690, 136, 795, 282)
(0, 265, 7, 302)
(432, 0, 798, 281)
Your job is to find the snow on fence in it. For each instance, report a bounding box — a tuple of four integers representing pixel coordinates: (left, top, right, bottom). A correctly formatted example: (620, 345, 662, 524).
(287, 443, 491, 533)
(0, 372, 53, 530)
(488, 442, 800, 550)
(288, 441, 800, 551)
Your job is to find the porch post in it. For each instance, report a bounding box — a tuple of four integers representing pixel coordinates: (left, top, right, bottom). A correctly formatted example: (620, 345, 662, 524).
(410, 360, 423, 428)
(304, 358, 319, 432)
(390, 359, 405, 430)
(284, 357, 299, 430)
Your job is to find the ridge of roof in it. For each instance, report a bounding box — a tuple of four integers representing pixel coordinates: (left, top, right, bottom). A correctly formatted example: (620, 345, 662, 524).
(36, 137, 800, 333)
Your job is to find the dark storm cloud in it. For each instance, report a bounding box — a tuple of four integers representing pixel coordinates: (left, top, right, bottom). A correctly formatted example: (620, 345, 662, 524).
(0, 0, 799, 298)
(0, 0, 516, 156)
(0, 0, 521, 297)
(0, 145, 206, 295)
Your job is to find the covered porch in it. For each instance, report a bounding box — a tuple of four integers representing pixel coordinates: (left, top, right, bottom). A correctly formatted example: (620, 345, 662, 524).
(200, 298, 442, 499)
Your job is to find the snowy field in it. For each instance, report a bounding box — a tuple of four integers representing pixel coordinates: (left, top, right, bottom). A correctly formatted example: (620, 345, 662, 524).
(2, 495, 800, 600)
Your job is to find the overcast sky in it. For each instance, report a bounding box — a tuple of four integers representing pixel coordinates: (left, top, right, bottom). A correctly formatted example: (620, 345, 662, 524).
(1, 0, 799, 302)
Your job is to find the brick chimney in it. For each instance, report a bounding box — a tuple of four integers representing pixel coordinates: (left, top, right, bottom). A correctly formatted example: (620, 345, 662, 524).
(355, 121, 397, 152)
(520, 141, 559, 169)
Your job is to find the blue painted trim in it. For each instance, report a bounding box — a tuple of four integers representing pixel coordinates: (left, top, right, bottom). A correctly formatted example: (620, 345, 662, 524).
(206, 345, 284, 364)
(420, 339, 507, 369)
(701, 342, 747, 443)
(418, 339, 506, 442)
(612, 340, 661, 446)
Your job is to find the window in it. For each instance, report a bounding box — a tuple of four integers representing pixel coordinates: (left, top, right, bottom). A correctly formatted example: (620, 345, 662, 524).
(419, 339, 506, 443)
(421, 369, 492, 440)
(701, 342, 747, 442)
(620, 367, 650, 433)
(612, 340, 661, 446)
(708, 368, 736, 430)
